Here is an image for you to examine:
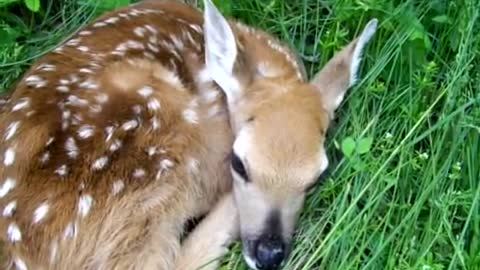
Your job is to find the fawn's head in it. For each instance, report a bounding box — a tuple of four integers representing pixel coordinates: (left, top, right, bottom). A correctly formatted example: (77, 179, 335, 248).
(202, 0, 377, 269)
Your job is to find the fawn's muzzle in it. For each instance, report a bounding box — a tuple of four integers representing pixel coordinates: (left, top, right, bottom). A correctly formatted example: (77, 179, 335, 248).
(254, 236, 286, 270)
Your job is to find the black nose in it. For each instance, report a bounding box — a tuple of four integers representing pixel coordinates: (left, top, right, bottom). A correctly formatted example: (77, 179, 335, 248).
(255, 238, 285, 270)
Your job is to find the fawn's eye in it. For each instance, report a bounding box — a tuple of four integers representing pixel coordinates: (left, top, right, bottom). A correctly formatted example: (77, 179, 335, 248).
(231, 152, 249, 181)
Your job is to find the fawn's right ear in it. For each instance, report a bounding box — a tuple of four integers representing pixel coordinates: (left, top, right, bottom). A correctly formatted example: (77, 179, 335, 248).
(203, 0, 240, 105)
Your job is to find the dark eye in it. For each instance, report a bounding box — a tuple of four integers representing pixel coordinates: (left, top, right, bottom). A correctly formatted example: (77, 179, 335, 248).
(231, 152, 249, 181)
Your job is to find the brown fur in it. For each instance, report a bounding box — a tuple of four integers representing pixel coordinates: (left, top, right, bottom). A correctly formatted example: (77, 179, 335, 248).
(0, 0, 377, 269)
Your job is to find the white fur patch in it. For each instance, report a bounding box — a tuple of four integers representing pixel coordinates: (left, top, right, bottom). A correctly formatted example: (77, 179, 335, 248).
(112, 180, 125, 196)
(182, 109, 199, 124)
(14, 257, 28, 270)
(78, 194, 94, 217)
(232, 128, 253, 160)
(12, 98, 30, 112)
(4, 147, 15, 166)
(147, 98, 161, 112)
(33, 202, 49, 224)
(55, 165, 68, 176)
(65, 137, 79, 159)
(349, 19, 378, 87)
(7, 223, 22, 242)
(92, 156, 109, 170)
(138, 86, 154, 97)
(109, 139, 122, 152)
(0, 178, 16, 198)
(133, 168, 146, 178)
(203, 0, 241, 102)
(3, 200, 17, 217)
(5, 121, 20, 141)
(122, 120, 138, 131)
(63, 222, 78, 239)
(78, 125, 95, 139)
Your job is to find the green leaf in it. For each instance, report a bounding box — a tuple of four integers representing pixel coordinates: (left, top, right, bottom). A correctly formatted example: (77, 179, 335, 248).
(341, 137, 355, 158)
(357, 137, 374, 154)
(24, 0, 40, 12)
(432, 15, 451, 24)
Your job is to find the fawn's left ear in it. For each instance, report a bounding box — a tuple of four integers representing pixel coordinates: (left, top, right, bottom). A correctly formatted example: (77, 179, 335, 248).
(310, 19, 378, 115)
(203, 0, 241, 104)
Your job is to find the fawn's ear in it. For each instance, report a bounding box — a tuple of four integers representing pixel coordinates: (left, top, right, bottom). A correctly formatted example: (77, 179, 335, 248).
(310, 19, 378, 115)
(203, 0, 240, 104)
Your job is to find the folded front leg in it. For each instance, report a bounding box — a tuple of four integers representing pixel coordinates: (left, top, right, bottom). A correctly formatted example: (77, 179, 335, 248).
(174, 193, 239, 270)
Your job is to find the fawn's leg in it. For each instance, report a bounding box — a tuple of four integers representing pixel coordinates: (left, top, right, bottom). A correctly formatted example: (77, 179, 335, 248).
(174, 193, 239, 270)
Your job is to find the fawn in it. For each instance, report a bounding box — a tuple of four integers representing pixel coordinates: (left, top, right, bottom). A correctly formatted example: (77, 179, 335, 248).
(0, 0, 377, 269)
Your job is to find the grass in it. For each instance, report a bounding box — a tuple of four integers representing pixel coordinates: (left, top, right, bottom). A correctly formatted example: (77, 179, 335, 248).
(1, 0, 480, 269)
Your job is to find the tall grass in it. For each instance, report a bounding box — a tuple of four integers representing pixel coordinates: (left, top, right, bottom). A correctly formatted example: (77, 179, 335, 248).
(1, 0, 479, 269)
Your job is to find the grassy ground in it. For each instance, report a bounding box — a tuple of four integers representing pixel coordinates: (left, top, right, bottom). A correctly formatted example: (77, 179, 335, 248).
(1, 0, 479, 269)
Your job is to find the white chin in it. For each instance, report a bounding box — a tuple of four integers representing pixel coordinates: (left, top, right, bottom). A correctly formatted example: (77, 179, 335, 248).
(244, 254, 258, 270)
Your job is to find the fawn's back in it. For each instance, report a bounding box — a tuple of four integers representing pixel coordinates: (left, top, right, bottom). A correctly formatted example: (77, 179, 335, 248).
(0, 1, 249, 268)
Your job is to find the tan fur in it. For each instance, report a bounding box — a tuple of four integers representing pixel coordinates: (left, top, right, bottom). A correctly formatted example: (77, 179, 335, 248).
(0, 0, 377, 269)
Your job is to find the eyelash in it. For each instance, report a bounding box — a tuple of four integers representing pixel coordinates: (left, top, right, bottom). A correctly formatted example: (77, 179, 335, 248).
(231, 152, 249, 181)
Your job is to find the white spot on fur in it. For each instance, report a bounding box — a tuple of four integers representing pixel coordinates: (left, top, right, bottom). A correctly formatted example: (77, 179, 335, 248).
(4, 148, 15, 166)
(144, 24, 158, 34)
(105, 17, 119, 24)
(33, 202, 49, 224)
(7, 223, 21, 242)
(182, 109, 199, 124)
(78, 125, 95, 139)
(109, 139, 122, 152)
(3, 200, 17, 217)
(138, 86, 153, 97)
(93, 22, 107, 27)
(147, 43, 160, 53)
(55, 165, 68, 176)
(65, 137, 79, 159)
(56, 85, 70, 93)
(5, 121, 20, 141)
(0, 178, 16, 198)
(132, 105, 142, 114)
(14, 257, 28, 270)
(134, 26, 147, 37)
(39, 151, 50, 164)
(133, 168, 146, 178)
(66, 38, 81, 46)
(79, 30, 92, 36)
(151, 117, 160, 130)
(95, 93, 109, 104)
(147, 146, 157, 156)
(92, 156, 109, 170)
(122, 120, 138, 131)
(78, 194, 94, 217)
(12, 98, 30, 112)
(147, 98, 161, 112)
(63, 222, 78, 239)
(67, 95, 89, 107)
(77, 46, 89, 52)
(37, 63, 56, 72)
(105, 126, 114, 142)
(79, 79, 98, 90)
(112, 180, 125, 195)
(79, 68, 94, 74)
(160, 159, 174, 170)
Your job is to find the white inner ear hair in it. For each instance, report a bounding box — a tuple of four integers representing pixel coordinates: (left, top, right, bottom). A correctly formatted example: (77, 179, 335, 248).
(203, 0, 241, 103)
(349, 19, 378, 87)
